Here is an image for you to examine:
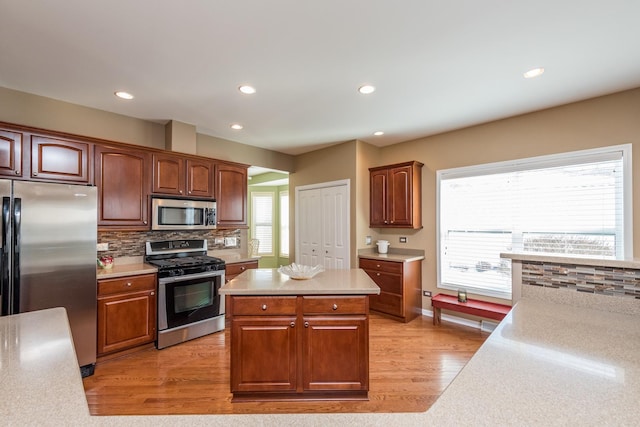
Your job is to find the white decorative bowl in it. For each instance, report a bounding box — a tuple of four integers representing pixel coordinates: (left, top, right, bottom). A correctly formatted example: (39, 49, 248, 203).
(277, 263, 324, 280)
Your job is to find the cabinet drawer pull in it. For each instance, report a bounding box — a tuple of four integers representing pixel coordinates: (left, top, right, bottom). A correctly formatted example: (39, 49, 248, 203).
(290, 322, 295, 328)
(376, 273, 380, 276)
(240, 266, 246, 271)
(304, 321, 309, 328)
(261, 304, 267, 311)
(376, 264, 381, 268)
(126, 282, 132, 287)
(332, 304, 338, 310)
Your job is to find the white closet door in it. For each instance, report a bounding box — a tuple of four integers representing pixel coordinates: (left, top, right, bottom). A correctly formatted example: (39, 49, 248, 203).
(296, 180, 350, 269)
(298, 187, 322, 266)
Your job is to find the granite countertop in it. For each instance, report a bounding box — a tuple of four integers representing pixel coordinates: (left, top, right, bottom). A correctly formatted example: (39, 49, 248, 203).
(358, 248, 425, 263)
(4, 297, 639, 425)
(96, 262, 157, 280)
(220, 268, 380, 296)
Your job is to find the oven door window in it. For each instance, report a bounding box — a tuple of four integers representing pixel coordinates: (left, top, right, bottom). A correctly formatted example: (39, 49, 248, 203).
(158, 206, 205, 226)
(164, 276, 222, 329)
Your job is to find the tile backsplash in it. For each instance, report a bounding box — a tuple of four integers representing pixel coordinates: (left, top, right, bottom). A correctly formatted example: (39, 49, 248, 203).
(98, 229, 242, 258)
(522, 261, 640, 299)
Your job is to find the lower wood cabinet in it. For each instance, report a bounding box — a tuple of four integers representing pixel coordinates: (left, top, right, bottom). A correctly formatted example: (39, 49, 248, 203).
(359, 257, 422, 323)
(97, 273, 157, 357)
(224, 260, 259, 322)
(229, 294, 369, 400)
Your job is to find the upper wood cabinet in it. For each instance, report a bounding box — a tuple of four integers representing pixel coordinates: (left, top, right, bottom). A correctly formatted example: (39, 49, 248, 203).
(0, 128, 23, 177)
(152, 153, 214, 198)
(216, 162, 248, 227)
(95, 144, 151, 230)
(31, 136, 91, 183)
(369, 161, 423, 229)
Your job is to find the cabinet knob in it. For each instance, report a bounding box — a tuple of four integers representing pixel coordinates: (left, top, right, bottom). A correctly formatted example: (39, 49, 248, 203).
(332, 304, 338, 310)
(179, 190, 183, 194)
(150, 291, 155, 296)
(143, 220, 148, 225)
(15, 170, 19, 175)
(290, 322, 295, 328)
(126, 282, 132, 287)
(304, 321, 309, 328)
(376, 273, 380, 276)
(261, 304, 267, 311)
(33, 172, 38, 176)
(376, 264, 381, 268)
(240, 266, 246, 271)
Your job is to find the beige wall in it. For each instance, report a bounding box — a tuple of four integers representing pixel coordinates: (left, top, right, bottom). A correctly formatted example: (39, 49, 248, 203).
(373, 87, 640, 307)
(0, 86, 294, 173)
(289, 140, 359, 265)
(0, 86, 165, 149)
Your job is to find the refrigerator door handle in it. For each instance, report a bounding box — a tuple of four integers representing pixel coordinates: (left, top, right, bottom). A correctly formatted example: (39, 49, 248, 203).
(1, 196, 10, 315)
(12, 197, 21, 313)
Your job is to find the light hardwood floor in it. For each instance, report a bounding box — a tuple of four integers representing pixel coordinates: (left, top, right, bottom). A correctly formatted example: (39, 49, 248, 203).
(83, 313, 487, 415)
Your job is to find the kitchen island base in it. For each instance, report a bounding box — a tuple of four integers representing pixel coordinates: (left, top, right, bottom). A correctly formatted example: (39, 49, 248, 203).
(221, 269, 380, 402)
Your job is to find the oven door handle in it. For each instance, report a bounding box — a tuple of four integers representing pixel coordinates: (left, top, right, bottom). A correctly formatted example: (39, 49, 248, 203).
(158, 270, 225, 284)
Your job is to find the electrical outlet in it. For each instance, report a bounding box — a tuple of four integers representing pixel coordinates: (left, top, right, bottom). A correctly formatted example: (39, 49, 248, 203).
(97, 243, 109, 251)
(423, 290, 432, 297)
(224, 237, 238, 247)
(214, 237, 224, 245)
(399, 237, 407, 243)
(365, 236, 372, 245)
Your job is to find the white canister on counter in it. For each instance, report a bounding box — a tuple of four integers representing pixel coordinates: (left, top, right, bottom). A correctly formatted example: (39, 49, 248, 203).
(376, 240, 390, 254)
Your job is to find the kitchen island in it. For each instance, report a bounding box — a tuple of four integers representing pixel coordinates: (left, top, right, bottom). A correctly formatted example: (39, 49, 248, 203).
(219, 268, 380, 401)
(4, 293, 640, 424)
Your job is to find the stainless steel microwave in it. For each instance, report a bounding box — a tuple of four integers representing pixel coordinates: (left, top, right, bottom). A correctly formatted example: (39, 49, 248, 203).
(151, 197, 216, 230)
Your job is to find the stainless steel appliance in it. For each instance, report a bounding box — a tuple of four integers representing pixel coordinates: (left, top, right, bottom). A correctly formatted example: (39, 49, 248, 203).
(0, 180, 97, 377)
(151, 197, 216, 230)
(145, 239, 225, 349)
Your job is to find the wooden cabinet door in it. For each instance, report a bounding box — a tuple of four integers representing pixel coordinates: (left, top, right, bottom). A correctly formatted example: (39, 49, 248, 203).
(388, 164, 413, 226)
(97, 290, 156, 356)
(186, 158, 214, 198)
(216, 162, 248, 227)
(302, 315, 369, 391)
(230, 316, 297, 392)
(152, 152, 184, 196)
(95, 144, 150, 229)
(31, 136, 90, 183)
(0, 128, 22, 177)
(369, 168, 388, 226)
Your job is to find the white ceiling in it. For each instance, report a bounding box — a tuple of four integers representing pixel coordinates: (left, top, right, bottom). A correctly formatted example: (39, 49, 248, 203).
(2, 1, 640, 156)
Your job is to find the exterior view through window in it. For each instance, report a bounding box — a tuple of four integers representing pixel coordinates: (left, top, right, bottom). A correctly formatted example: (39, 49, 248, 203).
(437, 145, 630, 299)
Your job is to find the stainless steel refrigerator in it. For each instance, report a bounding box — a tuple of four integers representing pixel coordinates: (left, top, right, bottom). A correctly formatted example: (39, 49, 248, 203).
(0, 179, 97, 376)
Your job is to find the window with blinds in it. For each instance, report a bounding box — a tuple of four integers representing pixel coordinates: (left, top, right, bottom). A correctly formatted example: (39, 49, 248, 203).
(437, 145, 631, 299)
(280, 191, 289, 257)
(251, 192, 274, 256)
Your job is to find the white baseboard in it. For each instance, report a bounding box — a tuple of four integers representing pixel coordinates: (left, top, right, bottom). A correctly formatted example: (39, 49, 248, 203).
(421, 308, 483, 330)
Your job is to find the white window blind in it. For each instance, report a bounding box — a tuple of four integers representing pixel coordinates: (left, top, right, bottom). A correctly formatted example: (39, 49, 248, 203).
(251, 192, 274, 256)
(437, 145, 630, 299)
(280, 191, 289, 257)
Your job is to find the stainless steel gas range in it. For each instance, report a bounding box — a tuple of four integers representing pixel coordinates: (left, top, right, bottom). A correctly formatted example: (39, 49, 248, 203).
(145, 239, 225, 349)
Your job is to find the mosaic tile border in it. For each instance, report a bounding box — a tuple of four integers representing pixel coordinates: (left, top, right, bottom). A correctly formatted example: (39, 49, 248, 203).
(98, 229, 242, 258)
(522, 261, 640, 300)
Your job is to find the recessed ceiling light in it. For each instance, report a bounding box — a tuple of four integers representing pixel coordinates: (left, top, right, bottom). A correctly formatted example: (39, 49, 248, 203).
(114, 91, 134, 100)
(523, 68, 545, 79)
(373, 131, 384, 136)
(230, 123, 243, 130)
(239, 85, 256, 94)
(358, 85, 376, 94)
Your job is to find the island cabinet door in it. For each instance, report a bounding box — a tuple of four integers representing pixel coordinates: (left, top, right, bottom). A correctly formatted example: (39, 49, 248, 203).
(230, 316, 297, 393)
(301, 315, 369, 391)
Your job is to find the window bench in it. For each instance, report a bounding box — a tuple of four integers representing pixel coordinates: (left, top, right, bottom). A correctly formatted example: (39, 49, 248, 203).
(431, 294, 511, 326)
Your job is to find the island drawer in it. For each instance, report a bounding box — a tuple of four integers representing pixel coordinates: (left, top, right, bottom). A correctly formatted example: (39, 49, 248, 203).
(98, 273, 156, 297)
(359, 258, 403, 274)
(226, 260, 259, 278)
(302, 296, 367, 315)
(232, 296, 297, 316)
